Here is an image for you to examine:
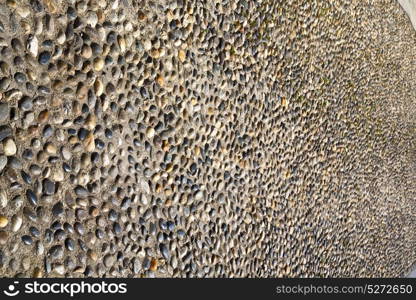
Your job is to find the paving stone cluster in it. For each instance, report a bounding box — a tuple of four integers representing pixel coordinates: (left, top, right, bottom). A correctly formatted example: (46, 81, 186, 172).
(0, 0, 415, 277)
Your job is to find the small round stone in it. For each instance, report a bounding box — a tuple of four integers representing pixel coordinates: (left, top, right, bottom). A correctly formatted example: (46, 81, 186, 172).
(3, 138, 16, 156)
(38, 51, 51, 65)
(74, 186, 88, 198)
(29, 226, 41, 238)
(19, 97, 33, 110)
(49, 245, 63, 259)
(21, 235, 33, 245)
(159, 243, 170, 260)
(103, 254, 115, 267)
(0, 216, 8, 228)
(65, 238, 75, 251)
(43, 179, 56, 195)
(26, 189, 38, 206)
(14, 72, 26, 83)
(11, 215, 22, 232)
(42, 125, 53, 138)
(0, 126, 12, 142)
(45, 143, 57, 155)
(52, 202, 64, 217)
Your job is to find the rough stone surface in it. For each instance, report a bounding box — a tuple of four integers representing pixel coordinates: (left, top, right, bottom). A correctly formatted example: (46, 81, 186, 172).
(0, 0, 415, 278)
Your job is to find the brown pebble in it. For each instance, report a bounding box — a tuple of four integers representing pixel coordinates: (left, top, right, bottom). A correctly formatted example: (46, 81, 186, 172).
(33, 267, 43, 278)
(37, 110, 50, 123)
(0, 231, 8, 245)
(156, 74, 165, 86)
(150, 258, 158, 271)
(0, 216, 8, 228)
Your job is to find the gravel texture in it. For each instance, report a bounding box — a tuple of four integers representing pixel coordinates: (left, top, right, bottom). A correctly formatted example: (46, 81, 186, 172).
(0, 0, 415, 278)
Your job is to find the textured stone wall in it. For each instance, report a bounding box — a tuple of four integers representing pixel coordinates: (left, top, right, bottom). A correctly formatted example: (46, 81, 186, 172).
(0, 0, 415, 278)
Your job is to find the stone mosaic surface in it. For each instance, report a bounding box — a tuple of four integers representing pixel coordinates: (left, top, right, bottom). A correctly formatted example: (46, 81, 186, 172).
(0, 0, 415, 277)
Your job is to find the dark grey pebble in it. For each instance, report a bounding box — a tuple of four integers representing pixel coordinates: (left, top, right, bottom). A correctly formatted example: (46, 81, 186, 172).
(19, 97, 33, 111)
(108, 209, 118, 221)
(8, 157, 22, 169)
(44, 229, 53, 244)
(43, 179, 56, 195)
(50, 221, 62, 231)
(113, 222, 122, 234)
(63, 223, 74, 234)
(159, 243, 170, 260)
(48, 245, 63, 259)
(21, 171, 32, 184)
(105, 129, 113, 139)
(52, 202, 64, 217)
(29, 226, 41, 238)
(78, 128, 89, 141)
(14, 72, 26, 83)
(95, 228, 104, 239)
(38, 51, 51, 65)
(26, 189, 38, 206)
(23, 206, 37, 221)
(54, 229, 66, 241)
(42, 125, 53, 138)
(142, 257, 150, 270)
(21, 235, 33, 245)
(0, 125, 12, 141)
(22, 149, 33, 160)
(63, 163, 71, 172)
(74, 186, 88, 198)
(65, 238, 75, 251)
(74, 222, 85, 235)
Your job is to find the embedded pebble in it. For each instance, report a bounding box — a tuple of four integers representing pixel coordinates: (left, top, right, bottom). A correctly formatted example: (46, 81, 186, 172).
(11, 215, 22, 232)
(0, 231, 8, 245)
(0, 156, 6, 172)
(0, 0, 413, 280)
(3, 138, 17, 156)
(0, 126, 12, 141)
(38, 51, 51, 65)
(0, 216, 8, 228)
(27, 36, 39, 57)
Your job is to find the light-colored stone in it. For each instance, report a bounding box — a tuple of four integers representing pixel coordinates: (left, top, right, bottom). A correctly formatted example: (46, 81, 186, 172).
(84, 132, 95, 152)
(94, 78, 104, 96)
(11, 215, 22, 232)
(93, 57, 105, 71)
(0, 190, 7, 208)
(52, 168, 64, 182)
(3, 138, 16, 156)
(27, 36, 38, 57)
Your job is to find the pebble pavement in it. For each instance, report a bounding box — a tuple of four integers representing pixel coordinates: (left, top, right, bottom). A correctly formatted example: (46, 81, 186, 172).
(0, 0, 415, 278)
